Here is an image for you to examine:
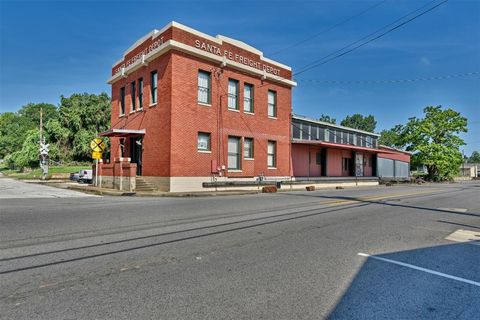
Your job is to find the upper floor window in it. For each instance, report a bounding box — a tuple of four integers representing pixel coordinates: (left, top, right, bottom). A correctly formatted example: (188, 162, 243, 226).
(131, 81, 136, 111)
(120, 87, 125, 115)
(244, 83, 254, 113)
(268, 90, 277, 117)
(138, 78, 143, 109)
(150, 71, 157, 104)
(330, 129, 336, 143)
(198, 70, 211, 104)
(228, 79, 239, 110)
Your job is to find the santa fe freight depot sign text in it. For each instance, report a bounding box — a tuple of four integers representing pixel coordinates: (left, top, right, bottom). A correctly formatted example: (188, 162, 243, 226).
(194, 39, 281, 76)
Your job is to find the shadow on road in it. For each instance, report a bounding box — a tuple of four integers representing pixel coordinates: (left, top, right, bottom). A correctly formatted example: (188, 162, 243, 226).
(328, 242, 480, 319)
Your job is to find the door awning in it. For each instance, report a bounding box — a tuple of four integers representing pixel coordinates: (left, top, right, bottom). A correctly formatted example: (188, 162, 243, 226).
(99, 128, 146, 137)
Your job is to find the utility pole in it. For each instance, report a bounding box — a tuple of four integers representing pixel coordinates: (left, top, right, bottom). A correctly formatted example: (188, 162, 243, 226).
(39, 107, 49, 180)
(39, 107, 43, 170)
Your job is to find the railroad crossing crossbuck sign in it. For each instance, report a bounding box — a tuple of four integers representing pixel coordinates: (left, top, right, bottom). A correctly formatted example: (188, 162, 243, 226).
(90, 138, 105, 160)
(39, 142, 49, 156)
(90, 138, 105, 152)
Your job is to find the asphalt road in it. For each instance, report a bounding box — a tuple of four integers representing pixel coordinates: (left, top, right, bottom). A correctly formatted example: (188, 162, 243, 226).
(1, 178, 479, 319)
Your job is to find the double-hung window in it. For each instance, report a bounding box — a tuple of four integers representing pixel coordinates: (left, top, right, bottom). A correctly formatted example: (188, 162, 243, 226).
(197, 132, 211, 151)
(244, 138, 253, 159)
(244, 83, 254, 113)
(131, 81, 136, 112)
(268, 90, 277, 117)
(267, 140, 276, 168)
(120, 87, 125, 115)
(228, 79, 239, 110)
(150, 71, 157, 104)
(228, 136, 241, 170)
(198, 70, 211, 104)
(138, 78, 143, 109)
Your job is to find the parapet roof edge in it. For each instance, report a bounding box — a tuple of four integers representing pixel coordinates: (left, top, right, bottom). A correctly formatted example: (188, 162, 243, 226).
(292, 114, 381, 137)
(113, 21, 292, 71)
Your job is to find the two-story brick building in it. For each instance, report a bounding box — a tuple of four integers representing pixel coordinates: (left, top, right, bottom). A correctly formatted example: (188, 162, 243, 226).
(100, 21, 296, 192)
(99, 21, 409, 192)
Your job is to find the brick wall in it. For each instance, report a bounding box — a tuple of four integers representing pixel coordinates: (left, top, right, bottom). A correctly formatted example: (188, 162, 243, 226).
(169, 51, 292, 178)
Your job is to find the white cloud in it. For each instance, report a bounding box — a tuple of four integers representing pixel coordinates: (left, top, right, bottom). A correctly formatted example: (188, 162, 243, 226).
(420, 57, 431, 66)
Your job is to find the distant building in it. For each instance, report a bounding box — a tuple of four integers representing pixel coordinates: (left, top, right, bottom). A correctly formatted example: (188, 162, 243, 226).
(459, 163, 479, 178)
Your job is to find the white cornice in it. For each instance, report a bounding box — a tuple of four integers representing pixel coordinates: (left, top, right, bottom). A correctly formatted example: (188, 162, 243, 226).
(108, 39, 297, 87)
(112, 21, 292, 72)
(216, 35, 262, 55)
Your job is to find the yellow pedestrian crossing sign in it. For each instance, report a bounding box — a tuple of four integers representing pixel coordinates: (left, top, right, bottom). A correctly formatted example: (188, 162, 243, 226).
(90, 138, 105, 152)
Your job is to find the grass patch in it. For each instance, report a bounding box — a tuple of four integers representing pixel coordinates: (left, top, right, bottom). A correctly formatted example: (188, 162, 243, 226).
(0, 165, 90, 180)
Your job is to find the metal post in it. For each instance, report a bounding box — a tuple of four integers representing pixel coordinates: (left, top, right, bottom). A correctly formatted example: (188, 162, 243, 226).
(95, 158, 99, 187)
(39, 107, 42, 171)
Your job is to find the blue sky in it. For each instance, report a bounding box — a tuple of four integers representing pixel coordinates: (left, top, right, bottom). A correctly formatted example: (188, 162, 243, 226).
(0, 0, 479, 155)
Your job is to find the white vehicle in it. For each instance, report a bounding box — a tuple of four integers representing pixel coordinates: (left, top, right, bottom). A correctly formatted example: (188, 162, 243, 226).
(78, 169, 93, 184)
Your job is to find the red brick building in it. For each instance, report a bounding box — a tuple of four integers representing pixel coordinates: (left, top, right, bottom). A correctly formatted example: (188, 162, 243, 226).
(101, 21, 296, 192)
(100, 21, 409, 192)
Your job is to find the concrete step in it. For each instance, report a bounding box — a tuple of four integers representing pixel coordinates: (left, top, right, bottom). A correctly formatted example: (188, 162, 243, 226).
(135, 177, 157, 192)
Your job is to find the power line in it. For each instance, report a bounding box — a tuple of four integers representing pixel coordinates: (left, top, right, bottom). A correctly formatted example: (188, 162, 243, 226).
(294, 0, 449, 77)
(269, 0, 388, 56)
(297, 71, 480, 85)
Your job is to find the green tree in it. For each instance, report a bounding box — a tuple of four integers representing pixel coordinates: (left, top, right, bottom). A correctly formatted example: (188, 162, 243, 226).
(11, 129, 41, 169)
(0, 103, 57, 160)
(319, 114, 336, 124)
(468, 151, 480, 163)
(18, 103, 57, 127)
(403, 106, 467, 180)
(378, 124, 405, 148)
(340, 114, 376, 132)
(47, 92, 110, 162)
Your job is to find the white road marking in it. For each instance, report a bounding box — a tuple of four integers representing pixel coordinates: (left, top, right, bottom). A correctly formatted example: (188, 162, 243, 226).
(446, 229, 480, 245)
(438, 208, 467, 212)
(357, 252, 480, 287)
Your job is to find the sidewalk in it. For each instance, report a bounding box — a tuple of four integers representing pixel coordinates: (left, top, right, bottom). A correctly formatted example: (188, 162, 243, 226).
(58, 181, 260, 197)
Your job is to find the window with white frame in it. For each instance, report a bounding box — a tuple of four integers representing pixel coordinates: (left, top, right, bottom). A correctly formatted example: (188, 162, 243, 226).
(197, 132, 211, 151)
(138, 78, 143, 109)
(120, 87, 125, 115)
(131, 81, 136, 111)
(150, 71, 157, 104)
(268, 90, 276, 117)
(244, 138, 253, 159)
(198, 70, 211, 104)
(228, 79, 239, 110)
(228, 136, 241, 170)
(366, 136, 372, 148)
(267, 140, 276, 168)
(244, 83, 254, 113)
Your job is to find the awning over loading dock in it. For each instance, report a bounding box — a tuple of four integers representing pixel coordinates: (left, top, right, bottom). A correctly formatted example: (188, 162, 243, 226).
(99, 128, 146, 137)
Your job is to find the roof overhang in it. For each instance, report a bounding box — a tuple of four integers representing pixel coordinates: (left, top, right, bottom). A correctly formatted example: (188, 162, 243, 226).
(292, 139, 391, 153)
(99, 128, 146, 137)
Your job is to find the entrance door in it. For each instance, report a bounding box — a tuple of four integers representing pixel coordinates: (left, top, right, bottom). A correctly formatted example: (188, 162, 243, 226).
(355, 153, 364, 177)
(130, 137, 142, 176)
